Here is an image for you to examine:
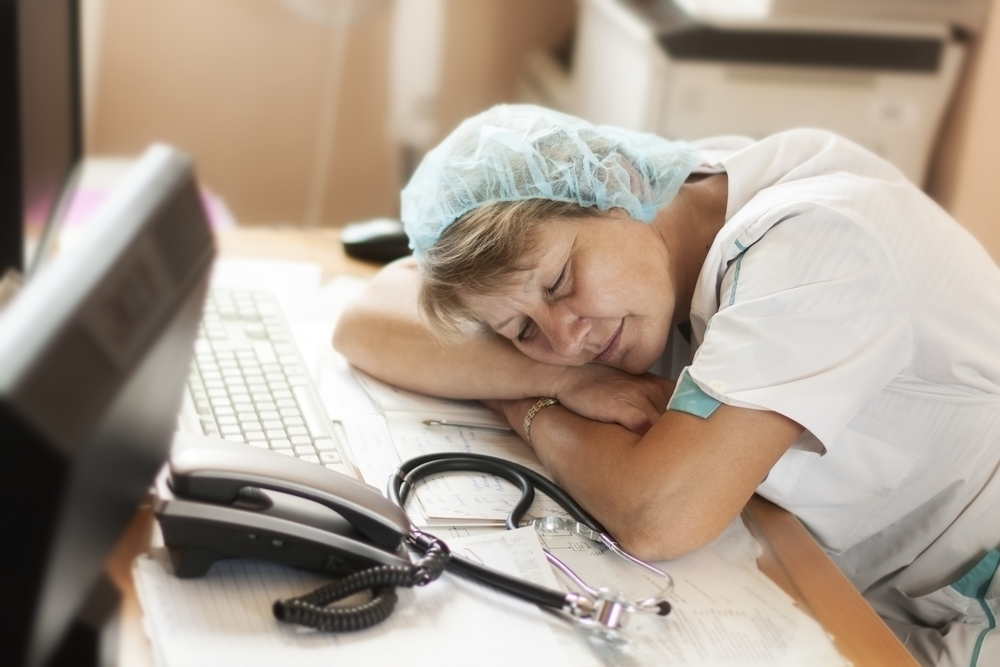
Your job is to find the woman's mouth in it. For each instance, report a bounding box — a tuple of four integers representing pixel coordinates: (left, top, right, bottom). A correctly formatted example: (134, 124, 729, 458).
(595, 320, 623, 363)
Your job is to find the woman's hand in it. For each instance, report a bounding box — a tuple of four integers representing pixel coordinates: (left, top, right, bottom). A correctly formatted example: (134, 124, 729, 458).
(551, 365, 675, 434)
(484, 366, 672, 436)
(555, 366, 674, 434)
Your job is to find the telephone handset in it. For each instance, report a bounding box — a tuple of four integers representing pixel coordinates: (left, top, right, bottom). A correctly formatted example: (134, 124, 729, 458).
(152, 433, 413, 578)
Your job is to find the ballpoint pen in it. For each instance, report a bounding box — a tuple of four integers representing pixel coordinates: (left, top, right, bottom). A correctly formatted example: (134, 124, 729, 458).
(422, 419, 513, 432)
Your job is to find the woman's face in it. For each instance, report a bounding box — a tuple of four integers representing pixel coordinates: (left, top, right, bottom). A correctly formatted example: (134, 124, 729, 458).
(465, 210, 677, 374)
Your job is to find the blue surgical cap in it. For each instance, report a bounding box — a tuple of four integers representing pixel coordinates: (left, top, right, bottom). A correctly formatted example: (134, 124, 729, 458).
(401, 104, 703, 259)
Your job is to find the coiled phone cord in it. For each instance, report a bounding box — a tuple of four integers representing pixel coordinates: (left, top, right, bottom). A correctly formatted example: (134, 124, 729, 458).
(272, 538, 451, 632)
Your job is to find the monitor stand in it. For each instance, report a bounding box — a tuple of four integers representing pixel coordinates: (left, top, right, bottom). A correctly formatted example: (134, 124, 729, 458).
(47, 574, 121, 667)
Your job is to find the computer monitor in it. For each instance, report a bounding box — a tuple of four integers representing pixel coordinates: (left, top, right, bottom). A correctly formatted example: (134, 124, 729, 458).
(0, 0, 82, 278)
(0, 144, 215, 667)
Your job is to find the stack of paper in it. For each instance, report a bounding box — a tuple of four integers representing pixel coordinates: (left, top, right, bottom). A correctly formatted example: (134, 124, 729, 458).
(133, 516, 848, 666)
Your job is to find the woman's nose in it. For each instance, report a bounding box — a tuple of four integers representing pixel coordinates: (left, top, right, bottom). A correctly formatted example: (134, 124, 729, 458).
(545, 306, 590, 359)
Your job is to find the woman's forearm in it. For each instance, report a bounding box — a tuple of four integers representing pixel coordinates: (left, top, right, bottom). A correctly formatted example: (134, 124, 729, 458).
(333, 258, 564, 400)
(499, 397, 803, 561)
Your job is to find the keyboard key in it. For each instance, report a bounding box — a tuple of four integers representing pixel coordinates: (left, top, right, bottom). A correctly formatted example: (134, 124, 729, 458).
(245, 430, 267, 442)
(313, 438, 337, 451)
(254, 339, 277, 357)
(320, 451, 342, 463)
(298, 454, 320, 464)
(293, 445, 315, 456)
(290, 435, 312, 446)
(293, 386, 330, 438)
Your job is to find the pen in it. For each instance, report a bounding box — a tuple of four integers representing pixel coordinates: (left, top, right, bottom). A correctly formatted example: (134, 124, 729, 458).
(422, 419, 514, 432)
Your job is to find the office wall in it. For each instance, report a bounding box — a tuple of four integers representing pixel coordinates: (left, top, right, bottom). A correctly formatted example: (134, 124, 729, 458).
(85, 0, 998, 259)
(927, 1, 1000, 262)
(86, 0, 398, 227)
(85, 0, 575, 227)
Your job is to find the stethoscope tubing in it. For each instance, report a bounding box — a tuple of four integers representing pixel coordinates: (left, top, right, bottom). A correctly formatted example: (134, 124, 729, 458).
(390, 451, 604, 532)
(388, 452, 603, 611)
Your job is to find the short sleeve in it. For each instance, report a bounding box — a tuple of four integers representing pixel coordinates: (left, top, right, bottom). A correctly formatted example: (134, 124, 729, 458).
(686, 205, 912, 448)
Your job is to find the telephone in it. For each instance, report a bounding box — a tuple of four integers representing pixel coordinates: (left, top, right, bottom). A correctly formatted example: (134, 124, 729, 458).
(152, 433, 413, 579)
(153, 434, 676, 637)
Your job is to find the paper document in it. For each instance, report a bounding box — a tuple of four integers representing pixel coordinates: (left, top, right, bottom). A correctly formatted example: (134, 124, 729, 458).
(133, 543, 578, 667)
(343, 379, 572, 526)
(342, 371, 848, 666)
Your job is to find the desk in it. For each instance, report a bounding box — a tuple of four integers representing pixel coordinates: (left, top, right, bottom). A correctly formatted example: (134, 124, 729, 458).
(108, 226, 919, 667)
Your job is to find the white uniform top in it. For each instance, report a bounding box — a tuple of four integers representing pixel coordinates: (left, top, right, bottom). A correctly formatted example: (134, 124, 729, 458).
(672, 129, 1000, 664)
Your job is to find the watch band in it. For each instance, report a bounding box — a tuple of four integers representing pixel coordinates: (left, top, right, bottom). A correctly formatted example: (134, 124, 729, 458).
(523, 397, 560, 445)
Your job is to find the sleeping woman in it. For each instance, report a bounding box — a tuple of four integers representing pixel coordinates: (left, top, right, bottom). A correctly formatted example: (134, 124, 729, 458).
(333, 104, 1000, 667)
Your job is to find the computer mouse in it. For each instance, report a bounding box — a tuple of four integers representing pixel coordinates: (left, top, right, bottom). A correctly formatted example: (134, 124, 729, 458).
(340, 218, 411, 263)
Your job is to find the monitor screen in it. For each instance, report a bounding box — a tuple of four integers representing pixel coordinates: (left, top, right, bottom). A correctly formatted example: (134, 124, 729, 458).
(0, 0, 82, 278)
(0, 144, 215, 667)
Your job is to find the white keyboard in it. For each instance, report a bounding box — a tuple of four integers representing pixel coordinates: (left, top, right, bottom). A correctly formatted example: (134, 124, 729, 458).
(177, 288, 355, 478)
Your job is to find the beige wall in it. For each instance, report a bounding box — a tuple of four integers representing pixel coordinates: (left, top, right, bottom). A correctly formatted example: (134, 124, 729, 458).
(87, 0, 999, 258)
(928, 1, 1000, 262)
(86, 0, 575, 227)
(88, 0, 399, 227)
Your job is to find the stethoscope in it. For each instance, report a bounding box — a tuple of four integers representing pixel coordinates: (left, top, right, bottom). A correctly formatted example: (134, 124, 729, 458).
(387, 452, 674, 635)
(273, 452, 674, 635)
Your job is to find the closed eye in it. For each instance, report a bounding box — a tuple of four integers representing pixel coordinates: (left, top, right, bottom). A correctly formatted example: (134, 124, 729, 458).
(546, 265, 568, 296)
(516, 318, 536, 342)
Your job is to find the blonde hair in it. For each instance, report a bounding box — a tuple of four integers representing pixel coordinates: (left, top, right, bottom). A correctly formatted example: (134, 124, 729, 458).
(418, 199, 604, 339)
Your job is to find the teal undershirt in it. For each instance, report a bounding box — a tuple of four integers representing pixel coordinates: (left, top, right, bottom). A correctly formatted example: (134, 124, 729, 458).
(667, 368, 721, 419)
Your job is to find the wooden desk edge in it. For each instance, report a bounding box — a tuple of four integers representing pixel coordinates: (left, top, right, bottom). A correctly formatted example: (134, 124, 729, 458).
(744, 495, 919, 667)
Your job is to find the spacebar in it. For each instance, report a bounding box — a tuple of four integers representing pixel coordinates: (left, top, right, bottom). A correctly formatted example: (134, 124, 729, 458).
(293, 385, 331, 438)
